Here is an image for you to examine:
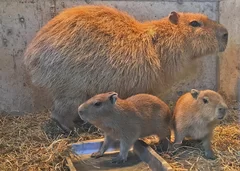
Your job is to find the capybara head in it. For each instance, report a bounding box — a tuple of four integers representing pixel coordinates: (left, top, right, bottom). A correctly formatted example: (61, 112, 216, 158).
(157, 12, 228, 58)
(190, 89, 228, 121)
(78, 92, 118, 123)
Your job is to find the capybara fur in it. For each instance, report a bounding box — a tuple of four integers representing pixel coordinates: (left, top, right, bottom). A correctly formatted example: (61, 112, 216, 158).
(172, 89, 228, 159)
(78, 92, 171, 163)
(24, 5, 228, 132)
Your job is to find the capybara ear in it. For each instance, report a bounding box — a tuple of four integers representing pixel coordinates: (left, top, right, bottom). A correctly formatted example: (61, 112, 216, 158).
(169, 11, 179, 25)
(190, 89, 200, 99)
(109, 92, 118, 104)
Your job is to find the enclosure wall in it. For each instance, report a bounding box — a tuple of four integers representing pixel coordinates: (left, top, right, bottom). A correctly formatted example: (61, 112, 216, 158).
(0, 0, 237, 115)
(218, 0, 240, 102)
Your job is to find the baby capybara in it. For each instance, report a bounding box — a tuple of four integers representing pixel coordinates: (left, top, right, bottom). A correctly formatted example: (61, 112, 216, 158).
(172, 89, 228, 159)
(78, 92, 172, 163)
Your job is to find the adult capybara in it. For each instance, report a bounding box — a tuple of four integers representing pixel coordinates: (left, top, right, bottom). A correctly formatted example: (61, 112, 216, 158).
(172, 89, 228, 159)
(78, 92, 171, 163)
(24, 5, 228, 132)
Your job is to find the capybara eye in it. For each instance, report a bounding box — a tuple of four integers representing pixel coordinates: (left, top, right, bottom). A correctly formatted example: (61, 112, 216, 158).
(94, 102, 102, 107)
(203, 98, 208, 104)
(189, 21, 201, 27)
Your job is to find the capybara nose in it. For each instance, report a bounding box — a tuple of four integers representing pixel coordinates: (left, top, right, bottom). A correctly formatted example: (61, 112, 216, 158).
(219, 107, 226, 114)
(222, 32, 228, 41)
(78, 105, 84, 115)
(218, 27, 228, 40)
(218, 107, 227, 119)
(217, 27, 228, 52)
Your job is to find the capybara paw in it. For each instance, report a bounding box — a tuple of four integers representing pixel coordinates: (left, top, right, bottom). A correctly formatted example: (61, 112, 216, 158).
(111, 155, 127, 164)
(204, 151, 216, 160)
(91, 151, 103, 158)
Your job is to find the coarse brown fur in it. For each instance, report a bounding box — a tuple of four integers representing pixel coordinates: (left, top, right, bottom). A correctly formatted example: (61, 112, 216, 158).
(24, 5, 228, 132)
(78, 92, 171, 163)
(172, 89, 228, 159)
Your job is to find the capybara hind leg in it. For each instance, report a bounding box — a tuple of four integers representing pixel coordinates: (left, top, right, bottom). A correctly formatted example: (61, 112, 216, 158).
(157, 128, 171, 151)
(112, 137, 136, 164)
(91, 134, 114, 158)
(202, 134, 216, 160)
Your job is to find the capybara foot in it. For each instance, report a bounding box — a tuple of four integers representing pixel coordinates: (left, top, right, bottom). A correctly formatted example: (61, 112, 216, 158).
(91, 151, 103, 158)
(111, 155, 127, 164)
(204, 150, 216, 160)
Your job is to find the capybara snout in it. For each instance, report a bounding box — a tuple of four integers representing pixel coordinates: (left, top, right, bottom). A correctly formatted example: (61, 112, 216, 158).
(216, 26, 228, 52)
(216, 103, 228, 120)
(77, 105, 84, 118)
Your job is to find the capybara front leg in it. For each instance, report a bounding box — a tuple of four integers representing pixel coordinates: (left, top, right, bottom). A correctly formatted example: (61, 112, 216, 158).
(202, 134, 216, 160)
(91, 135, 114, 158)
(172, 130, 185, 150)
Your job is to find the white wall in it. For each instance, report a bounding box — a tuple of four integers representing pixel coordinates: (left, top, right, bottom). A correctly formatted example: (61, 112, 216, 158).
(219, 0, 240, 101)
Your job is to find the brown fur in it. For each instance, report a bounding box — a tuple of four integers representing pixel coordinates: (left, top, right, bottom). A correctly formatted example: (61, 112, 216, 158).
(24, 5, 228, 132)
(78, 92, 171, 163)
(172, 89, 228, 159)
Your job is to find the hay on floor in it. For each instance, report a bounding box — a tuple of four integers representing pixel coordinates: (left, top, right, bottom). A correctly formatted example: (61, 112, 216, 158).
(0, 111, 102, 171)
